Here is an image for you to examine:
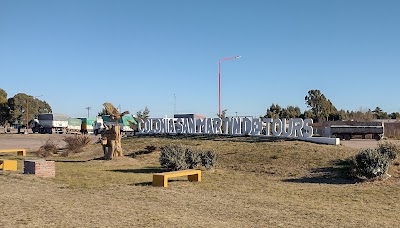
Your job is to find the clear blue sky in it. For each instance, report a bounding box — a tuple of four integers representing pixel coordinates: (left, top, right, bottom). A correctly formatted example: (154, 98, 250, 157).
(1, 0, 399, 118)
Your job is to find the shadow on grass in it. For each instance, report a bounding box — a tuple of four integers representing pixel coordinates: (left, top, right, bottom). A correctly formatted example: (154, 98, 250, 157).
(132, 179, 188, 187)
(283, 159, 358, 185)
(47, 156, 105, 163)
(125, 150, 155, 158)
(109, 167, 168, 174)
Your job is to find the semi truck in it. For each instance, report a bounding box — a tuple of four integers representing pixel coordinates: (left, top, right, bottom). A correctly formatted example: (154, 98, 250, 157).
(330, 124, 384, 140)
(67, 118, 82, 134)
(32, 114, 69, 134)
(79, 117, 96, 134)
(94, 115, 137, 136)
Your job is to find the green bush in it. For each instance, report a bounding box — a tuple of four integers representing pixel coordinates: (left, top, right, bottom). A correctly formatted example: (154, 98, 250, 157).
(159, 144, 217, 171)
(377, 142, 398, 160)
(185, 149, 202, 169)
(201, 150, 217, 169)
(353, 148, 391, 179)
(159, 144, 188, 171)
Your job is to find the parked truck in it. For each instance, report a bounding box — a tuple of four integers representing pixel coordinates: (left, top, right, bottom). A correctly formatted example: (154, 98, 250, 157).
(32, 114, 69, 134)
(79, 117, 96, 134)
(94, 115, 137, 136)
(67, 118, 82, 134)
(330, 124, 384, 140)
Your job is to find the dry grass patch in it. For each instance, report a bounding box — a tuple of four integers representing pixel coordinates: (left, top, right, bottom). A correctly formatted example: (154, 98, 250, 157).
(2, 135, 400, 227)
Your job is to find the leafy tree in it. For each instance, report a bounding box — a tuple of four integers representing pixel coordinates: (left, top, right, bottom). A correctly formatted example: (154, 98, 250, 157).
(98, 108, 111, 116)
(0, 88, 9, 126)
(372, 106, 388, 119)
(136, 106, 150, 121)
(348, 108, 374, 121)
(305, 89, 337, 121)
(265, 104, 282, 118)
(389, 112, 400, 119)
(7, 93, 51, 126)
(281, 105, 302, 118)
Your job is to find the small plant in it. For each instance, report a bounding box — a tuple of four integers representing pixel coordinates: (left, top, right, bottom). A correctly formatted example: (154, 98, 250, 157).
(353, 148, 391, 179)
(200, 150, 217, 169)
(159, 144, 188, 170)
(377, 142, 398, 160)
(62, 135, 92, 156)
(185, 149, 202, 169)
(159, 144, 217, 171)
(36, 139, 58, 158)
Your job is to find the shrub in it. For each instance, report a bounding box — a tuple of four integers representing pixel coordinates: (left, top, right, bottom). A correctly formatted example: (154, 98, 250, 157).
(159, 144, 188, 171)
(353, 148, 391, 179)
(62, 135, 92, 156)
(201, 150, 217, 169)
(36, 139, 58, 158)
(185, 149, 202, 169)
(159, 144, 217, 171)
(377, 142, 398, 161)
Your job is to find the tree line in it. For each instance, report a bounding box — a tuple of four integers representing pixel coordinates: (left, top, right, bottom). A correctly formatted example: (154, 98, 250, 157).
(265, 89, 400, 122)
(0, 88, 51, 127)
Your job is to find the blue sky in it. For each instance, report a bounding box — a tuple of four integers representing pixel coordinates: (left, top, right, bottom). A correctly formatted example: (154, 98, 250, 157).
(1, 0, 399, 118)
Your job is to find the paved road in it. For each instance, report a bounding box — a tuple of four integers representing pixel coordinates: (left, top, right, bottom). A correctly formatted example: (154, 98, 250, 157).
(0, 132, 98, 151)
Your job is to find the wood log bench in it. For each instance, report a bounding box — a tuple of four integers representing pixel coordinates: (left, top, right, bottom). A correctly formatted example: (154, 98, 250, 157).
(0, 160, 17, 171)
(152, 169, 201, 187)
(0, 149, 26, 156)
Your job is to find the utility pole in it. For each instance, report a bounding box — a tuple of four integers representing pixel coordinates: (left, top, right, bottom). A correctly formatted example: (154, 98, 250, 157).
(174, 94, 176, 114)
(86, 107, 91, 118)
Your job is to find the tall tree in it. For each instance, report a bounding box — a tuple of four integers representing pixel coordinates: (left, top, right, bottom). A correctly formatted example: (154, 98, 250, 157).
(372, 106, 388, 119)
(0, 88, 9, 126)
(136, 106, 150, 121)
(8, 93, 51, 126)
(305, 89, 336, 121)
(265, 104, 282, 118)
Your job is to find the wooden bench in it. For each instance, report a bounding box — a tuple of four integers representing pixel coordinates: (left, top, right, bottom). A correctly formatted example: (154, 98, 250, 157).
(153, 169, 201, 187)
(0, 149, 26, 156)
(0, 160, 17, 171)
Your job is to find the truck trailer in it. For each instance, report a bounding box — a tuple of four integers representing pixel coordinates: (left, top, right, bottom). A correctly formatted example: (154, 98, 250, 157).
(330, 124, 384, 140)
(32, 114, 69, 134)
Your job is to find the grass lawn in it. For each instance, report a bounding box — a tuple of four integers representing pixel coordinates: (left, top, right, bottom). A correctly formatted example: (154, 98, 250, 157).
(1, 135, 400, 227)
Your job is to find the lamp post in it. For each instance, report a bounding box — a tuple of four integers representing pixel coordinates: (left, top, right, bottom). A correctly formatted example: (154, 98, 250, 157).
(218, 55, 241, 116)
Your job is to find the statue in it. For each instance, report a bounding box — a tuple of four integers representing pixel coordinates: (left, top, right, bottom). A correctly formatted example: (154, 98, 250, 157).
(100, 102, 129, 160)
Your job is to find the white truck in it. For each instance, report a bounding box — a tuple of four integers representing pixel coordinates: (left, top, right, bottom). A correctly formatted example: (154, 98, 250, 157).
(94, 115, 137, 136)
(32, 114, 69, 134)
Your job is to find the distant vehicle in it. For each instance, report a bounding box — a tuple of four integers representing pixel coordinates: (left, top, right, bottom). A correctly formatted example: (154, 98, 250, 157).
(330, 124, 384, 140)
(67, 118, 82, 134)
(79, 117, 96, 134)
(32, 114, 69, 134)
(94, 115, 137, 136)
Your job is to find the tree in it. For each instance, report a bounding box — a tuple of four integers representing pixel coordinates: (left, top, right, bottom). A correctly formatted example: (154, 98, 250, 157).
(305, 89, 337, 121)
(389, 112, 400, 119)
(265, 104, 282, 118)
(0, 88, 9, 126)
(136, 106, 150, 121)
(7, 93, 51, 126)
(281, 106, 302, 118)
(98, 108, 111, 116)
(372, 107, 388, 119)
